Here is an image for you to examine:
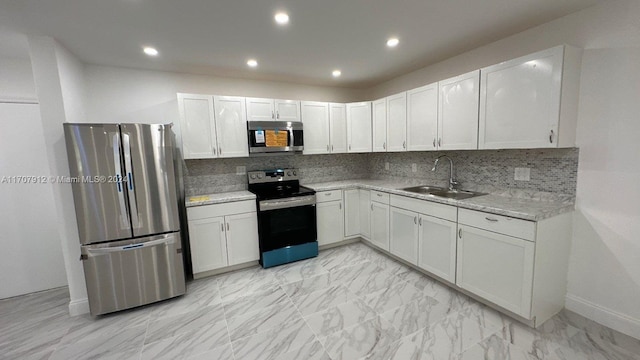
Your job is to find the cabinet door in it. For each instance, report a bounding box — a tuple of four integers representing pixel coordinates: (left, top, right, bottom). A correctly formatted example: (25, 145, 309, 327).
(390, 207, 418, 265)
(301, 101, 330, 154)
(456, 225, 534, 318)
(329, 103, 348, 153)
(188, 216, 227, 273)
(418, 215, 457, 283)
(386, 92, 407, 152)
(225, 212, 259, 266)
(344, 189, 360, 237)
(407, 84, 438, 151)
(479, 47, 563, 149)
(372, 98, 387, 152)
(370, 202, 390, 251)
(177, 94, 216, 159)
(317, 201, 344, 246)
(275, 99, 301, 121)
(438, 70, 479, 150)
(213, 96, 249, 158)
(246, 97, 275, 121)
(359, 189, 371, 239)
(346, 102, 372, 153)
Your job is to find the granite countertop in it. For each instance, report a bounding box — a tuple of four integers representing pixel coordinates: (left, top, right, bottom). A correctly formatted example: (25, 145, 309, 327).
(185, 190, 256, 207)
(303, 179, 574, 221)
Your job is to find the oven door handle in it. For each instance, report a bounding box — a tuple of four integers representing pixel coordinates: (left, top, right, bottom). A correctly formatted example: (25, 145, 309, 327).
(259, 195, 316, 211)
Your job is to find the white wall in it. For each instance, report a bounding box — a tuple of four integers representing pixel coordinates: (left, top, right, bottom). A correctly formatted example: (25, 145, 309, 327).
(0, 57, 37, 102)
(28, 36, 89, 315)
(369, 0, 640, 338)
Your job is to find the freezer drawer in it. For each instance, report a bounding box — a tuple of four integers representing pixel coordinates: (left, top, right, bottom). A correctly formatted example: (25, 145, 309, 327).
(82, 232, 186, 316)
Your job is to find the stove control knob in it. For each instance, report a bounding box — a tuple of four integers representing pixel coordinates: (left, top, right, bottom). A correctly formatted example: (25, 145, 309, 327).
(250, 174, 256, 179)
(287, 171, 292, 176)
(292, 170, 297, 176)
(257, 173, 264, 179)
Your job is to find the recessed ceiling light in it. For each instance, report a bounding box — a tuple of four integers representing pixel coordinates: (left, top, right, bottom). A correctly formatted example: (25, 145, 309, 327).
(386, 38, 399, 48)
(143, 47, 159, 56)
(274, 12, 289, 25)
(247, 59, 258, 68)
(332, 70, 342, 78)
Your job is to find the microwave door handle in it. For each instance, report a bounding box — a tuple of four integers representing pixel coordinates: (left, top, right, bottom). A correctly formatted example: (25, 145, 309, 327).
(289, 127, 294, 148)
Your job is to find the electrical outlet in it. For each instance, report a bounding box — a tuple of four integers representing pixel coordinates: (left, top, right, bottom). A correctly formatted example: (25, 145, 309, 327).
(411, 163, 417, 173)
(514, 167, 531, 181)
(385, 162, 389, 170)
(236, 166, 246, 175)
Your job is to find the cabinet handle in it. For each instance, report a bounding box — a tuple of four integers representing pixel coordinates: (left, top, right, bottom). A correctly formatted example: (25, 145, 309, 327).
(403, 141, 406, 149)
(414, 216, 417, 224)
(325, 192, 332, 196)
(459, 228, 462, 238)
(339, 203, 342, 210)
(218, 147, 222, 155)
(226, 223, 230, 231)
(277, 111, 280, 119)
(485, 217, 498, 222)
(327, 145, 329, 151)
(433, 138, 436, 148)
(371, 204, 374, 211)
(213, 147, 217, 155)
(221, 223, 224, 232)
(331, 145, 334, 151)
(383, 142, 386, 150)
(271, 111, 275, 119)
(419, 217, 422, 226)
(549, 129, 554, 143)
(349, 144, 351, 151)
(438, 138, 441, 147)
(376, 193, 383, 197)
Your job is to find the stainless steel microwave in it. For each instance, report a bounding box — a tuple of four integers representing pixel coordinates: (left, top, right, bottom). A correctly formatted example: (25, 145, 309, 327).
(247, 121, 303, 155)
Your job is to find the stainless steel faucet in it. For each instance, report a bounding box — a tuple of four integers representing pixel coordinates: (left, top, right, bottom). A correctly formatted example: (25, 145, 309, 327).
(431, 155, 458, 190)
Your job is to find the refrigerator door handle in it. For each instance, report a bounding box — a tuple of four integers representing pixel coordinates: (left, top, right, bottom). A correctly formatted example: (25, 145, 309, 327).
(112, 134, 130, 230)
(122, 133, 141, 229)
(85, 236, 175, 255)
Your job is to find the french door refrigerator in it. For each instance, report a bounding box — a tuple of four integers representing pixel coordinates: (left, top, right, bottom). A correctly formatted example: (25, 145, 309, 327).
(64, 123, 185, 316)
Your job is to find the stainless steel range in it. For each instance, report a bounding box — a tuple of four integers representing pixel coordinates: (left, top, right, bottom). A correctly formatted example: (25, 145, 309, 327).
(247, 169, 317, 268)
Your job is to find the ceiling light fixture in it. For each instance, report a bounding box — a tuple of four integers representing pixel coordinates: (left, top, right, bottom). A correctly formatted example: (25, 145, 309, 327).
(386, 38, 399, 48)
(247, 59, 258, 68)
(143, 47, 159, 56)
(274, 12, 290, 25)
(332, 70, 342, 78)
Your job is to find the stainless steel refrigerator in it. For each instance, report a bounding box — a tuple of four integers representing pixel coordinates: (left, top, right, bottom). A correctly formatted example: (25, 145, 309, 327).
(64, 123, 186, 316)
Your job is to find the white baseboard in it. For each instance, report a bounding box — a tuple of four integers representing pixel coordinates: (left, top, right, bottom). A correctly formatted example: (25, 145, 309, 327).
(68, 298, 90, 316)
(565, 293, 640, 340)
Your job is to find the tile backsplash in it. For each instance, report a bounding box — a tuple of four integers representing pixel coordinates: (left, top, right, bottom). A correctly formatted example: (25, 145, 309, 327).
(184, 148, 578, 197)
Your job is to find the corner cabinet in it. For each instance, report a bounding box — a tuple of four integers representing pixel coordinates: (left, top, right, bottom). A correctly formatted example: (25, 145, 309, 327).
(437, 70, 480, 150)
(187, 200, 259, 278)
(177, 93, 248, 159)
(479, 45, 581, 149)
(346, 102, 372, 153)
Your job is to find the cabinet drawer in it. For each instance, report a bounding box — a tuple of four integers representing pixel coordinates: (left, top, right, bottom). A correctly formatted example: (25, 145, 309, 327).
(187, 200, 256, 220)
(458, 208, 535, 241)
(390, 195, 457, 222)
(316, 190, 343, 203)
(370, 190, 390, 204)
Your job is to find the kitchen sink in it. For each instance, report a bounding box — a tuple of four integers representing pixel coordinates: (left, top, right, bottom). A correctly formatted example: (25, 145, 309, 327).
(401, 185, 485, 200)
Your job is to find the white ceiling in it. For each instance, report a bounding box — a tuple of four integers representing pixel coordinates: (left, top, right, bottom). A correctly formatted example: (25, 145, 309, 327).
(0, 0, 601, 88)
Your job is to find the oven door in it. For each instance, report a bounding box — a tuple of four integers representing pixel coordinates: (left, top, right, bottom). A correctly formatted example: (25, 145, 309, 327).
(257, 196, 317, 252)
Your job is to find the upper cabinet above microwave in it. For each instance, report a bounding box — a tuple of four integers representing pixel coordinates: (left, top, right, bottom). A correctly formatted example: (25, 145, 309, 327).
(478, 45, 582, 149)
(246, 98, 301, 122)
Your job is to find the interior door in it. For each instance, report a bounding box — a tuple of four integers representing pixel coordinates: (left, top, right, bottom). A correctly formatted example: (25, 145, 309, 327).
(63, 123, 132, 244)
(121, 124, 180, 237)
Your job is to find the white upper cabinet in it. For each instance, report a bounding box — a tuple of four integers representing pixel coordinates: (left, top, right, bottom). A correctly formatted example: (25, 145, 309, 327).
(372, 98, 387, 152)
(407, 83, 438, 151)
(246, 97, 275, 121)
(386, 92, 407, 152)
(275, 99, 301, 121)
(246, 98, 301, 121)
(301, 101, 330, 154)
(213, 96, 249, 158)
(479, 46, 580, 149)
(346, 102, 372, 153)
(329, 103, 348, 153)
(177, 93, 217, 159)
(438, 70, 480, 150)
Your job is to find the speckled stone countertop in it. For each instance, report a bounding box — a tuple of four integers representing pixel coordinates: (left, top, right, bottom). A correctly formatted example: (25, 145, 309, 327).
(303, 179, 574, 221)
(185, 190, 256, 207)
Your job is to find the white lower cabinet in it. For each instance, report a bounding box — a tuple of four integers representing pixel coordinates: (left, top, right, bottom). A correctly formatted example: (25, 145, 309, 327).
(370, 201, 390, 251)
(187, 200, 259, 277)
(343, 189, 360, 237)
(389, 207, 419, 265)
(359, 190, 371, 239)
(456, 224, 534, 318)
(418, 214, 457, 283)
(316, 190, 344, 246)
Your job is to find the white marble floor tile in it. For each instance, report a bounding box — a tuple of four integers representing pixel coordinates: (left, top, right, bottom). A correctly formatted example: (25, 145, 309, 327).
(343, 267, 400, 297)
(363, 279, 424, 313)
(141, 323, 231, 360)
(291, 284, 354, 316)
(322, 315, 401, 360)
(457, 334, 549, 360)
(227, 299, 301, 341)
(231, 317, 317, 360)
(185, 343, 234, 360)
(215, 265, 275, 289)
(145, 304, 226, 344)
(380, 295, 451, 337)
(281, 272, 334, 298)
(0, 310, 72, 359)
(276, 340, 331, 360)
(219, 277, 281, 302)
(59, 306, 151, 346)
(269, 259, 329, 285)
(48, 324, 146, 360)
(223, 285, 289, 319)
(304, 297, 378, 338)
